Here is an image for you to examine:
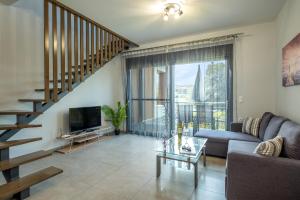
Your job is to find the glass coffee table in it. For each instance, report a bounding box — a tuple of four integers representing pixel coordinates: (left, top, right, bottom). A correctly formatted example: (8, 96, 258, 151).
(156, 136, 207, 188)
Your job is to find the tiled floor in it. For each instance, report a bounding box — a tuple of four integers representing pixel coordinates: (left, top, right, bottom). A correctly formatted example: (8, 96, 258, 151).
(1, 134, 226, 200)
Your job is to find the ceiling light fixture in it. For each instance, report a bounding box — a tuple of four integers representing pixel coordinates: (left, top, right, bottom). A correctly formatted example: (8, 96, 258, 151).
(163, 2, 183, 21)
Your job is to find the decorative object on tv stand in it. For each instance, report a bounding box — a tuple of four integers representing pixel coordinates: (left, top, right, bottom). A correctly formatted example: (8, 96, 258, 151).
(102, 102, 127, 135)
(282, 32, 300, 87)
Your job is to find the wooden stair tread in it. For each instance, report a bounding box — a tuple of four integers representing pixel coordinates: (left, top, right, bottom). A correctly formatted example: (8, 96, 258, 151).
(0, 166, 63, 200)
(18, 99, 45, 103)
(0, 110, 42, 115)
(0, 124, 42, 130)
(0, 138, 42, 150)
(0, 150, 52, 171)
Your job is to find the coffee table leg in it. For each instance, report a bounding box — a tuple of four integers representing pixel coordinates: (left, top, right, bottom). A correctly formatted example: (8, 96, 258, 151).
(156, 155, 161, 178)
(203, 145, 206, 167)
(194, 162, 198, 188)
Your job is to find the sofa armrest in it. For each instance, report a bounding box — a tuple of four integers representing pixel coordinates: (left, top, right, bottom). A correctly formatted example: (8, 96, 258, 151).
(227, 152, 300, 200)
(230, 122, 242, 132)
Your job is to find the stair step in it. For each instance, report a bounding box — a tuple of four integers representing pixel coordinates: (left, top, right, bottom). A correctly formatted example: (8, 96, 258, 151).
(0, 124, 42, 130)
(0, 110, 42, 116)
(0, 150, 52, 171)
(0, 166, 63, 200)
(0, 138, 42, 150)
(18, 99, 45, 103)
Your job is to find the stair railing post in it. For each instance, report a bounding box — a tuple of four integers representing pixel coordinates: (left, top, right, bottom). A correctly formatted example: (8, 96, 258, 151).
(86, 21, 90, 75)
(100, 29, 103, 67)
(44, 0, 50, 102)
(60, 7, 66, 92)
(67, 11, 72, 91)
(91, 23, 95, 74)
(80, 18, 84, 81)
(74, 15, 79, 83)
(96, 27, 99, 67)
(104, 31, 107, 62)
(108, 33, 112, 60)
(52, 3, 58, 102)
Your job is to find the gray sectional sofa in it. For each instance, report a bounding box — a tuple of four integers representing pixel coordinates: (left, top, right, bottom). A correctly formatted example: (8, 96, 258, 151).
(195, 112, 300, 200)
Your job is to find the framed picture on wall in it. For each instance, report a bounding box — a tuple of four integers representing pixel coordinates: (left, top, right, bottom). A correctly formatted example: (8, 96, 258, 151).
(282, 33, 300, 87)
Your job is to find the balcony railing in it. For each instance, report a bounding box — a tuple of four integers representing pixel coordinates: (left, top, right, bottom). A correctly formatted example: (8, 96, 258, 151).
(175, 101, 227, 131)
(128, 99, 227, 137)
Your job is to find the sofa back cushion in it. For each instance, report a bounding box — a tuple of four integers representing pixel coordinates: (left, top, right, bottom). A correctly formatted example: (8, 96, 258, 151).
(258, 112, 274, 140)
(278, 121, 300, 160)
(263, 116, 287, 141)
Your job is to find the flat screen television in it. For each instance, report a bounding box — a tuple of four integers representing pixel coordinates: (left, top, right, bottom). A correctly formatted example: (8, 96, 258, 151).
(69, 106, 101, 133)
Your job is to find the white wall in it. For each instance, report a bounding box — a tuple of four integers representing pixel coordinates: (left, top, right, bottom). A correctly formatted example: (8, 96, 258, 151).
(139, 22, 277, 120)
(11, 57, 123, 157)
(0, 1, 124, 157)
(0, 0, 44, 109)
(276, 0, 300, 123)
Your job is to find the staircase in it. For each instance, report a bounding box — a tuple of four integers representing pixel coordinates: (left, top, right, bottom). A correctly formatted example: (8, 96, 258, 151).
(0, 0, 138, 199)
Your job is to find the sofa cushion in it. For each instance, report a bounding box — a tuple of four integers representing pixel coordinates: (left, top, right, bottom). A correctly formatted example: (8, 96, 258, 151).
(195, 129, 261, 144)
(278, 121, 300, 160)
(258, 112, 274, 140)
(263, 116, 287, 141)
(254, 136, 283, 157)
(228, 140, 259, 154)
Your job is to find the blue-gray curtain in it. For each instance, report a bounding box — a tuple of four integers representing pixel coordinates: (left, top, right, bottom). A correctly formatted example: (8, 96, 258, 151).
(125, 44, 233, 137)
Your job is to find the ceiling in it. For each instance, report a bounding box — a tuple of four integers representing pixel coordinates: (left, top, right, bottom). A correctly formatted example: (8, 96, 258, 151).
(59, 0, 286, 44)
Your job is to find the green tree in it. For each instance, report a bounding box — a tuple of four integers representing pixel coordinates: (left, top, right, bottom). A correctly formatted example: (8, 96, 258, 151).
(204, 62, 227, 102)
(203, 62, 227, 130)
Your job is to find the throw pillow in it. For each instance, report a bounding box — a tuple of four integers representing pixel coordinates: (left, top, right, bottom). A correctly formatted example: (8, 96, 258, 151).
(254, 136, 283, 157)
(242, 117, 261, 137)
(242, 117, 253, 134)
(250, 118, 262, 137)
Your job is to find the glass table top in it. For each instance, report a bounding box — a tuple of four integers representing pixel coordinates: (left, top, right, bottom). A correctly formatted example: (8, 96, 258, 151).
(156, 135, 207, 160)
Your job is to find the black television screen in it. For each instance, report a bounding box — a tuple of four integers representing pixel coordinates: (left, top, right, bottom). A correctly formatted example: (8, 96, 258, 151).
(69, 106, 101, 133)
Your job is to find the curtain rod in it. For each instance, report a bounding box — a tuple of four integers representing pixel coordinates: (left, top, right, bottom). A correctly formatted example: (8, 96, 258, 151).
(122, 33, 243, 56)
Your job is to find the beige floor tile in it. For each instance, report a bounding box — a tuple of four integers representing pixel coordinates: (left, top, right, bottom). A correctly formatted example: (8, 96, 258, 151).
(0, 134, 226, 200)
(190, 188, 226, 200)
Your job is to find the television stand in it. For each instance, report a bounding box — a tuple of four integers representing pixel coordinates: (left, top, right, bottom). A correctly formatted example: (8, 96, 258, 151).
(56, 126, 114, 154)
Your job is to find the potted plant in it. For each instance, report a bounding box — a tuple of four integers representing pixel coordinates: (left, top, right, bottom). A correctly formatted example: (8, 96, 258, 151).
(102, 102, 127, 135)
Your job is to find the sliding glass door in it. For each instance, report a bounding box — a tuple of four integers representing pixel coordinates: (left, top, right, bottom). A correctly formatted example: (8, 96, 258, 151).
(126, 44, 233, 136)
(174, 60, 230, 133)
